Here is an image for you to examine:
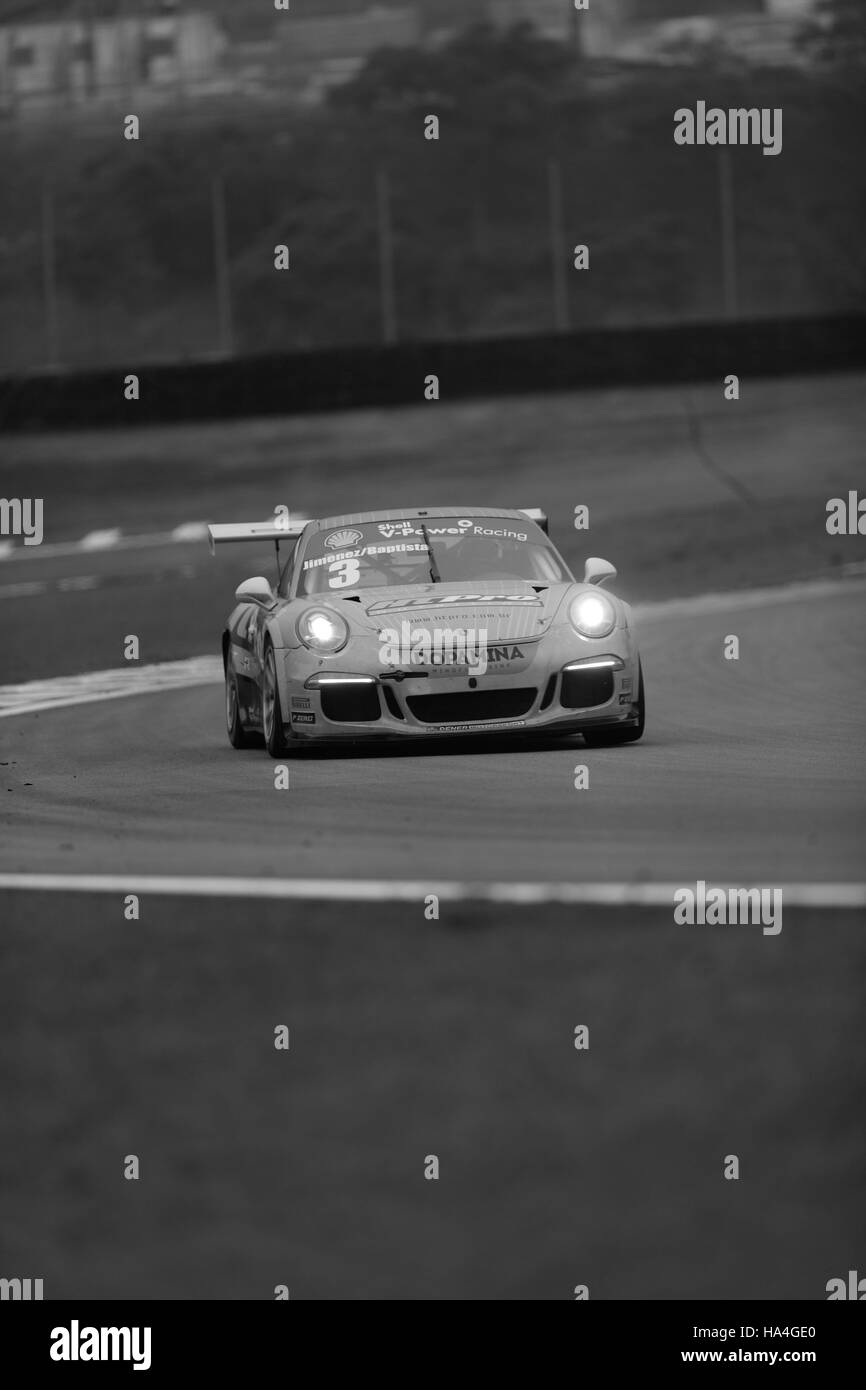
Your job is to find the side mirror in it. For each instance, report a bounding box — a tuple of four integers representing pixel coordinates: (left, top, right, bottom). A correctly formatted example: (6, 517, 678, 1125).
(235, 575, 274, 605)
(583, 556, 617, 588)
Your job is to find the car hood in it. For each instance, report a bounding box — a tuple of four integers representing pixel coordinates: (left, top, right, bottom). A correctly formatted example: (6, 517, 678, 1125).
(338, 580, 571, 643)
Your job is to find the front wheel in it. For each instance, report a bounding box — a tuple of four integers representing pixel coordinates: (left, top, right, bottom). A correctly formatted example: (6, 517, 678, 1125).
(262, 644, 290, 758)
(583, 663, 645, 747)
(226, 666, 258, 749)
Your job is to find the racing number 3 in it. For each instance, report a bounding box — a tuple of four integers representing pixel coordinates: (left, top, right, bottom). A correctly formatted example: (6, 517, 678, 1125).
(328, 558, 360, 588)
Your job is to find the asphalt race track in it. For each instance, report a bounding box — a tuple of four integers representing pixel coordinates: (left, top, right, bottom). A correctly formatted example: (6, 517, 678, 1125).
(1, 373, 864, 885)
(1, 580, 864, 884)
(1, 375, 864, 1299)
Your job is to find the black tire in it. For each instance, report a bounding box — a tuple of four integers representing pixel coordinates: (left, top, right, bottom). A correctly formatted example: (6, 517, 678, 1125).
(225, 664, 258, 749)
(262, 644, 289, 758)
(583, 663, 645, 747)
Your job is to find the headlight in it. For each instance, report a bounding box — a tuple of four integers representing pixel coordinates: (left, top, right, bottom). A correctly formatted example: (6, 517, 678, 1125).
(569, 592, 616, 639)
(297, 607, 349, 653)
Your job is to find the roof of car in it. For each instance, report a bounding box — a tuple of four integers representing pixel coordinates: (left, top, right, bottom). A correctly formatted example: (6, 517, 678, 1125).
(310, 507, 536, 532)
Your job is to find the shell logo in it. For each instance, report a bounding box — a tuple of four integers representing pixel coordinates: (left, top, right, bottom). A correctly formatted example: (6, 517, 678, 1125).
(324, 528, 364, 551)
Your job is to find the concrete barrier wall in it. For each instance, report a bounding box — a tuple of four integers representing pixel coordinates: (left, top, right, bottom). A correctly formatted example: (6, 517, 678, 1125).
(1, 314, 864, 433)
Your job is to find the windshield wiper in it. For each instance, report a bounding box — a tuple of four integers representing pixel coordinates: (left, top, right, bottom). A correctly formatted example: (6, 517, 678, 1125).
(419, 523, 441, 583)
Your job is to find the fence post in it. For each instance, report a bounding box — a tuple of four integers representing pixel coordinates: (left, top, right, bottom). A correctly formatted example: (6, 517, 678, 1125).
(547, 156, 570, 332)
(376, 167, 397, 345)
(718, 149, 739, 320)
(41, 182, 61, 367)
(211, 174, 234, 355)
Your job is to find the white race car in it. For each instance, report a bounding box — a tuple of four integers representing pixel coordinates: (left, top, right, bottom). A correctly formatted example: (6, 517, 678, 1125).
(209, 507, 645, 756)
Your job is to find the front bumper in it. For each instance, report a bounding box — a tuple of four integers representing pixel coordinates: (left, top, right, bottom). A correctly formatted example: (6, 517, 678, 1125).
(277, 630, 641, 744)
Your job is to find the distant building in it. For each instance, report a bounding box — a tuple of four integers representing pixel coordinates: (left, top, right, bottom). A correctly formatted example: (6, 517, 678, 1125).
(470, 1, 813, 66)
(0, 0, 820, 118)
(577, 0, 816, 66)
(0, 8, 225, 111)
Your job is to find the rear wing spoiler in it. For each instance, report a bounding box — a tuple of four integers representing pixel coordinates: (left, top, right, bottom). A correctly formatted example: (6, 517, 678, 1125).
(517, 508, 548, 534)
(207, 520, 308, 555)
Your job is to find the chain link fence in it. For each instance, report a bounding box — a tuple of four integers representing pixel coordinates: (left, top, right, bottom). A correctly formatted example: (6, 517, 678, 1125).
(1, 69, 863, 372)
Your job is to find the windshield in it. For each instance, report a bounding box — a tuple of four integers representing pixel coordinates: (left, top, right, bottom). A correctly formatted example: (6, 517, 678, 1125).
(298, 517, 569, 595)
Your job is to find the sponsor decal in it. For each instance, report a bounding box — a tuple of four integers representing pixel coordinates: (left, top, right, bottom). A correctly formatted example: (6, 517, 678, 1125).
(379, 621, 489, 674)
(291, 696, 311, 709)
(291, 712, 316, 724)
(428, 664, 469, 679)
(367, 594, 541, 612)
(427, 719, 527, 734)
(382, 609, 505, 625)
(382, 641, 525, 674)
(377, 519, 436, 539)
(304, 542, 428, 571)
(618, 694, 632, 704)
(466, 525, 527, 542)
(324, 527, 364, 551)
(378, 519, 528, 542)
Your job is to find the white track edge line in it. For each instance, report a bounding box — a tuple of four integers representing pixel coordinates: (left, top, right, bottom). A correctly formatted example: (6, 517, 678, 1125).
(0, 875, 863, 907)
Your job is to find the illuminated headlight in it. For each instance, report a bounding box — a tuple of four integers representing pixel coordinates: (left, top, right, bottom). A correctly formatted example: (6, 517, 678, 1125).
(305, 673, 375, 687)
(569, 592, 616, 639)
(563, 656, 624, 672)
(297, 607, 349, 653)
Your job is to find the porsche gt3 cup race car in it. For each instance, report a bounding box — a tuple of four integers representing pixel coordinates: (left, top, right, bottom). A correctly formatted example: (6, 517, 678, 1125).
(209, 507, 645, 756)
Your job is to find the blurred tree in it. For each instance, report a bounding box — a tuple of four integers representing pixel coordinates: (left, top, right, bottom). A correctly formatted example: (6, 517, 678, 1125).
(798, 0, 866, 65)
(328, 20, 576, 122)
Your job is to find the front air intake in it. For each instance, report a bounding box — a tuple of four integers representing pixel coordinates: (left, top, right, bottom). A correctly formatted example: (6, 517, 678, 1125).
(320, 683, 381, 723)
(560, 666, 614, 709)
(406, 689, 536, 724)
